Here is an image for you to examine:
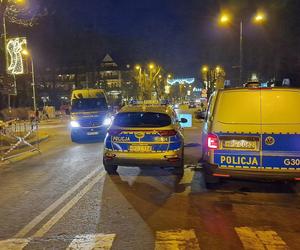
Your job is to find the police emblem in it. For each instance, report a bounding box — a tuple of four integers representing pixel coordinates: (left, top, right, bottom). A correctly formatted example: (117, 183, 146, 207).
(135, 132, 145, 139)
(265, 136, 275, 146)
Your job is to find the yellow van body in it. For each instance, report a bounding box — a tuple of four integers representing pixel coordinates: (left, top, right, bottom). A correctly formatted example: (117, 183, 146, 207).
(202, 88, 300, 180)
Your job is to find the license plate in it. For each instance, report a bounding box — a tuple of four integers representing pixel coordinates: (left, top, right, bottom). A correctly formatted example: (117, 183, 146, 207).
(129, 145, 152, 152)
(87, 131, 99, 135)
(222, 140, 257, 150)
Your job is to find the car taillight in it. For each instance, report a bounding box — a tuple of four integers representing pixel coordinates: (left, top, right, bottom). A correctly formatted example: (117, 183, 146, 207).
(108, 129, 122, 135)
(158, 130, 177, 137)
(207, 133, 219, 149)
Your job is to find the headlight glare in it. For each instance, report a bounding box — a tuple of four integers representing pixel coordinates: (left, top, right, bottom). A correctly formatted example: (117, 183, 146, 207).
(103, 117, 112, 126)
(70, 121, 80, 128)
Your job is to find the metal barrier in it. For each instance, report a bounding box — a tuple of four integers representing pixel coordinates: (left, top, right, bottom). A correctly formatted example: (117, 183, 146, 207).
(0, 119, 40, 161)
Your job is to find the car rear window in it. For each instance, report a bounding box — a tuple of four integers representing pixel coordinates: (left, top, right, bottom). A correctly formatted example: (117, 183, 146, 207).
(262, 90, 300, 124)
(113, 112, 171, 128)
(214, 91, 261, 124)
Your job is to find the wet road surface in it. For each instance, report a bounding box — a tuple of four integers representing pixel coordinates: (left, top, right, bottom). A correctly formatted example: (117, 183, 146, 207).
(0, 116, 299, 249)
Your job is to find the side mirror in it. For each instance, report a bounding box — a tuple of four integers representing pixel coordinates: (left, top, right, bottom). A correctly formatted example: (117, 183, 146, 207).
(180, 118, 188, 123)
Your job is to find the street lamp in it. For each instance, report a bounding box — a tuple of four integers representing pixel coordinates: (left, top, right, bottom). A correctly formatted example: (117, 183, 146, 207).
(22, 49, 37, 112)
(253, 12, 266, 24)
(218, 11, 267, 84)
(202, 65, 209, 72)
(149, 63, 154, 70)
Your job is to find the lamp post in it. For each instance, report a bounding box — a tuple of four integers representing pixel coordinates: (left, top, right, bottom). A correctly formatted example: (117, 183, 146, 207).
(22, 49, 37, 112)
(219, 11, 266, 84)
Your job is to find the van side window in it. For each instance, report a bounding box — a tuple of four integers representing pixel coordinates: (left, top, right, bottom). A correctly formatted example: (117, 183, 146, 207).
(206, 93, 217, 121)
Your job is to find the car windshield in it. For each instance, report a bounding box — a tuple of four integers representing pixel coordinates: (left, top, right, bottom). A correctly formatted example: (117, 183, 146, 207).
(71, 98, 108, 112)
(113, 112, 171, 127)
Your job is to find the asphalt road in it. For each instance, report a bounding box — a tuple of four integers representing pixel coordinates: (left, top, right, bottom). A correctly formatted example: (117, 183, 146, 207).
(0, 111, 299, 250)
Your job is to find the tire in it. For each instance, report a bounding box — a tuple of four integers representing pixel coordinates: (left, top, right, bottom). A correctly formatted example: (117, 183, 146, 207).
(103, 162, 118, 175)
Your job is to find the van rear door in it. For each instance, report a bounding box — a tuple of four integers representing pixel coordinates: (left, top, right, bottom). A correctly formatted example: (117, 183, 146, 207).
(211, 90, 262, 170)
(261, 89, 300, 171)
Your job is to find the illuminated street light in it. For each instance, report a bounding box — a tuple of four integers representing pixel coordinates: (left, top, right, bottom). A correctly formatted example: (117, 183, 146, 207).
(202, 66, 209, 72)
(22, 49, 29, 56)
(218, 11, 267, 84)
(253, 12, 266, 24)
(219, 14, 230, 25)
(167, 74, 172, 79)
(149, 63, 154, 70)
(135, 65, 141, 70)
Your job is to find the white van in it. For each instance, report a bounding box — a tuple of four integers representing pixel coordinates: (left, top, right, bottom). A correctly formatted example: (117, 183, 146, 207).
(201, 87, 300, 182)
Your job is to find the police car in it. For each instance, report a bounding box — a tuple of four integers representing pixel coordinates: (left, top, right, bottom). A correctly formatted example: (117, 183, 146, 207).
(201, 87, 300, 182)
(103, 104, 187, 175)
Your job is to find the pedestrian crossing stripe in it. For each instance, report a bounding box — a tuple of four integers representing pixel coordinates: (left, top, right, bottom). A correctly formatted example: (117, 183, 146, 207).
(0, 238, 30, 250)
(155, 229, 201, 250)
(0, 228, 290, 250)
(235, 227, 288, 250)
(66, 234, 116, 250)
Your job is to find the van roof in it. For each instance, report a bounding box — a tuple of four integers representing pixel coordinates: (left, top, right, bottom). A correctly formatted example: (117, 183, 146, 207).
(71, 89, 105, 99)
(220, 87, 300, 92)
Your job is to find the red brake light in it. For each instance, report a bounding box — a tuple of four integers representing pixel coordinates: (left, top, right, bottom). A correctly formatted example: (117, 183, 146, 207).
(158, 130, 177, 137)
(207, 133, 219, 149)
(108, 129, 122, 135)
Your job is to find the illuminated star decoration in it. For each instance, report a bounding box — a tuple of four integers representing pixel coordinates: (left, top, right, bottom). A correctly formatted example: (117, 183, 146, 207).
(7, 37, 27, 75)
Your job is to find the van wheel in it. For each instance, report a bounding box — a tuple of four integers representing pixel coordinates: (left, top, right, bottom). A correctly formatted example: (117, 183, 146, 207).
(204, 172, 221, 189)
(104, 163, 118, 175)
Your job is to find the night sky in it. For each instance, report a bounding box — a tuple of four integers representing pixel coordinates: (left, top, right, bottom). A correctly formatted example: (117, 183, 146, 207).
(17, 0, 300, 84)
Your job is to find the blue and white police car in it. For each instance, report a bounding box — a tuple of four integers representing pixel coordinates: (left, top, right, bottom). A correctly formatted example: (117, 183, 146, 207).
(103, 104, 187, 175)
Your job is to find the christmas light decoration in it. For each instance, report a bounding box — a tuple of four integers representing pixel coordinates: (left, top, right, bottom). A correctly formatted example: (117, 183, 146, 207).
(167, 78, 195, 85)
(7, 37, 27, 75)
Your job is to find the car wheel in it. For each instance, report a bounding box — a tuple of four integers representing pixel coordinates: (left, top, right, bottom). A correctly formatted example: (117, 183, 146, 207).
(103, 163, 118, 175)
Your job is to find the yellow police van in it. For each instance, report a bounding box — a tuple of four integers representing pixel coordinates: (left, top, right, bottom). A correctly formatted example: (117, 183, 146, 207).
(201, 87, 300, 182)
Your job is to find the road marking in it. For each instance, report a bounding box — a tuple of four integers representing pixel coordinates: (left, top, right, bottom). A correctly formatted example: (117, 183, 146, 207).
(14, 168, 100, 238)
(66, 234, 115, 250)
(155, 229, 201, 250)
(0, 238, 30, 250)
(33, 171, 106, 238)
(235, 227, 288, 250)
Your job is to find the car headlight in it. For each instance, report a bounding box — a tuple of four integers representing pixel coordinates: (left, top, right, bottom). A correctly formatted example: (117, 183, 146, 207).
(103, 117, 112, 126)
(70, 121, 80, 128)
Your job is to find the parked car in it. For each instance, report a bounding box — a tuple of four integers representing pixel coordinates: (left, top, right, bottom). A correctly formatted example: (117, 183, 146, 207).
(103, 104, 187, 175)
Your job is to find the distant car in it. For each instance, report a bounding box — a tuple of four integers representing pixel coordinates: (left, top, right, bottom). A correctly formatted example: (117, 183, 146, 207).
(103, 104, 187, 175)
(201, 87, 300, 183)
(173, 103, 180, 109)
(188, 102, 196, 108)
